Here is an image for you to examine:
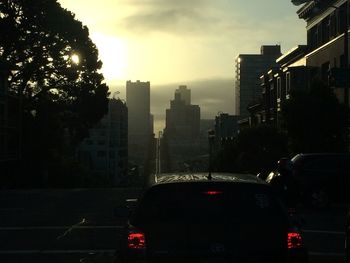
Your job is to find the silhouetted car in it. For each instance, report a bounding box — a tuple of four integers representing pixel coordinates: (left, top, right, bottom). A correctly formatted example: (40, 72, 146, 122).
(266, 153, 350, 207)
(291, 153, 350, 207)
(115, 173, 308, 263)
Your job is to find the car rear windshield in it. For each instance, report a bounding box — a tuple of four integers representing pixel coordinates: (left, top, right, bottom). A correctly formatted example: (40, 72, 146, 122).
(292, 154, 350, 171)
(133, 182, 287, 224)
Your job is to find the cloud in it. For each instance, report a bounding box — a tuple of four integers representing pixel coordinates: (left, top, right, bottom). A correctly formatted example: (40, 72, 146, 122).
(122, 8, 218, 35)
(120, 0, 206, 7)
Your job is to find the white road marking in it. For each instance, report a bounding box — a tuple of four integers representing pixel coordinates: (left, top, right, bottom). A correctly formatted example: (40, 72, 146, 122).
(0, 249, 115, 254)
(0, 226, 124, 230)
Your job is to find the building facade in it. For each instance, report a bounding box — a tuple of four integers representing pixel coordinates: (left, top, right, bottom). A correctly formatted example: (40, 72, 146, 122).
(298, 0, 350, 105)
(243, 1, 350, 150)
(77, 98, 128, 186)
(126, 80, 153, 173)
(235, 45, 282, 119)
(163, 86, 201, 171)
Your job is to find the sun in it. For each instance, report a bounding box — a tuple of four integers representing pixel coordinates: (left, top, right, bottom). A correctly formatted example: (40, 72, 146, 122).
(71, 54, 80, 64)
(90, 33, 128, 81)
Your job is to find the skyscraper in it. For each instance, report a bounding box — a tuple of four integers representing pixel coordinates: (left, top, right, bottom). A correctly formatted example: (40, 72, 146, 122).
(175, 85, 191, 105)
(126, 80, 152, 172)
(163, 86, 200, 171)
(235, 45, 281, 119)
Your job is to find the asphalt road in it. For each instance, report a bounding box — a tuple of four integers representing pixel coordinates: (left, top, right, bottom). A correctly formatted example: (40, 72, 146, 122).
(0, 188, 141, 263)
(0, 188, 348, 263)
(300, 204, 348, 263)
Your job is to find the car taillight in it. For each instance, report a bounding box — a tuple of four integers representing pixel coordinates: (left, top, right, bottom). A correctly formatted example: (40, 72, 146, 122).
(128, 230, 146, 249)
(287, 232, 303, 249)
(203, 190, 223, 195)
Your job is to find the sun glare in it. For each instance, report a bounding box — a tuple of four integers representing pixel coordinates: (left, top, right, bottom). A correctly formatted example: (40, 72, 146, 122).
(71, 54, 80, 64)
(91, 33, 128, 81)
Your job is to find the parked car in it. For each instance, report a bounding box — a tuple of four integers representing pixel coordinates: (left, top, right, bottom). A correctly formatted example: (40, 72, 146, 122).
(115, 173, 308, 263)
(266, 153, 350, 208)
(291, 153, 350, 207)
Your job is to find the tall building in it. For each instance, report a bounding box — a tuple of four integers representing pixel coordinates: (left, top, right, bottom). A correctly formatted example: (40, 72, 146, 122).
(165, 90, 200, 139)
(175, 85, 191, 105)
(235, 45, 282, 119)
(214, 113, 239, 142)
(163, 86, 200, 171)
(77, 98, 128, 186)
(126, 80, 153, 172)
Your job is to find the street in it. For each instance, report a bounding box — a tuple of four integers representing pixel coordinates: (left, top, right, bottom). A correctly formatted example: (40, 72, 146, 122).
(0, 189, 348, 263)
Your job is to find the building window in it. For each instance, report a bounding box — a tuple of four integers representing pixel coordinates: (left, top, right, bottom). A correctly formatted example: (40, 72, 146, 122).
(338, 3, 348, 34)
(321, 16, 330, 44)
(317, 23, 322, 47)
(286, 72, 291, 95)
(277, 77, 282, 99)
(321, 61, 330, 82)
(330, 14, 336, 39)
(308, 26, 318, 50)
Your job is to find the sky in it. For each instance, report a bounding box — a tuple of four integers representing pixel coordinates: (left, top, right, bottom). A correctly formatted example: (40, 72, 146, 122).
(58, 0, 307, 132)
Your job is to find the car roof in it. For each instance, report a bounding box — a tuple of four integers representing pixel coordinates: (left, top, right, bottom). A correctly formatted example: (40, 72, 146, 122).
(292, 153, 350, 161)
(149, 172, 265, 186)
(294, 153, 350, 157)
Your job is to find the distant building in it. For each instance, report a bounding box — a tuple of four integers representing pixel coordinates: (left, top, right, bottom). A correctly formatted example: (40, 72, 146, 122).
(175, 85, 191, 105)
(235, 45, 282, 119)
(126, 80, 153, 174)
(163, 86, 201, 171)
(165, 89, 200, 140)
(214, 113, 239, 142)
(199, 119, 215, 153)
(77, 98, 128, 186)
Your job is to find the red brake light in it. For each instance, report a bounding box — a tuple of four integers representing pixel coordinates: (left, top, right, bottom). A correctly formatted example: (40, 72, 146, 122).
(128, 230, 146, 249)
(288, 232, 303, 249)
(203, 190, 223, 195)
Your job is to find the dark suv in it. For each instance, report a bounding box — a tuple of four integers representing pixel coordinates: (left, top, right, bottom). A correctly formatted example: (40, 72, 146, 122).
(291, 153, 350, 206)
(116, 173, 308, 263)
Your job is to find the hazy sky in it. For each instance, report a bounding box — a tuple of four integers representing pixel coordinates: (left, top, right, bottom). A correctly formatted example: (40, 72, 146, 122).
(58, 0, 306, 86)
(58, 0, 306, 132)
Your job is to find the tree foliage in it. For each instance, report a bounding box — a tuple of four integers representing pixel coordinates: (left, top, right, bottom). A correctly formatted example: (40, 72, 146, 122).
(234, 125, 288, 173)
(0, 0, 109, 187)
(213, 125, 288, 174)
(281, 81, 348, 154)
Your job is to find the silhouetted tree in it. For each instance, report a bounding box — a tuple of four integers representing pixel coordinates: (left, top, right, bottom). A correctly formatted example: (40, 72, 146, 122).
(281, 81, 347, 154)
(0, 0, 109, 187)
(212, 126, 288, 174)
(234, 125, 289, 174)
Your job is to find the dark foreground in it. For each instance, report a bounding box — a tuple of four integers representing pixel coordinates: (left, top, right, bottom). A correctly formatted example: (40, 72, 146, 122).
(0, 189, 347, 263)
